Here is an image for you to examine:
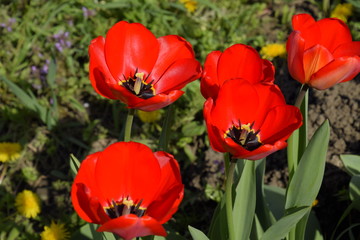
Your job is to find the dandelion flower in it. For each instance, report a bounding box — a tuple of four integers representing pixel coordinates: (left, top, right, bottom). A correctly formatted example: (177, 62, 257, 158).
(137, 110, 162, 123)
(0, 142, 21, 163)
(15, 190, 41, 218)
(331, 3, 353, 22)
(179, 0, 197, 13)
(40, 222, 70, 240)
(260, 43, 286, 60)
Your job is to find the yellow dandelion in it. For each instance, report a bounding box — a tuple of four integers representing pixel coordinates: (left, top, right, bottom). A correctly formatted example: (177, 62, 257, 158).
(260, 43, 287, 60)
(330, 3, 354, 22)
(0, 142, 21, 163)
(137, 109, 162, 123)
(40, 222, 70, 240)
(179, 0, 197, 13)
(15, 190, 41, 218)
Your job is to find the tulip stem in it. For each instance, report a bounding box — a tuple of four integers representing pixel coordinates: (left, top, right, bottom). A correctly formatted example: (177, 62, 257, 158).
(225, 154, 236, 240)
(159, 105, 174, 152)
(294, 84, 309, 108)
(124, 108, 135, 142)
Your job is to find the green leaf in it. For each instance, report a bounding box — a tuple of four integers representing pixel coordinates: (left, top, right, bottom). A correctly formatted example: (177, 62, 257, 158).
(1, 75, 37, 112)
(340, 154, 360, 176)
(70, 154, 81, 177)
(285, 120, 330, 209)
(305, 210, 324, 240)
(287, 129, 299, 178)
(188, 226, 209, 240)
(181, 121, 205, 137)
(255, 159, 276, 232)
(261, 206, 310, 240)
(349, 175, 360, 210)
(46, 58, 57, 89)
(233, 160, 256, 240)
(264, 185, 285, 220)
(208, 194, 228, 240)
(72, 223, 115, 240)
(7, 227, 20, 240)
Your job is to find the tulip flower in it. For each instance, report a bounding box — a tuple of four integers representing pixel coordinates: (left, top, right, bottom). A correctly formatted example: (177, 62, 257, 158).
(200, 44, 275, 99)
(71, 142, 184, 240)
(89, 21, 201, 111)
(287, 13, 360, 90)
(204, 78, 302, 160)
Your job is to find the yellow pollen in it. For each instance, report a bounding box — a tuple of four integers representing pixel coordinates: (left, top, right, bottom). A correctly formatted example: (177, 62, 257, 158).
(122, 198, 134, 208)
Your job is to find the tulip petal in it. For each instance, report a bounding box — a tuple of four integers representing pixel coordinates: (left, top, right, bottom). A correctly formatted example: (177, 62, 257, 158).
(201, 51, 222, 99)
(286, 31, 306, 83)
(203, 98, 227, 153)
(150, 35, 197, 88)
(303, 44, 334, 82)
(217, 44, 263, 84)
(104, 21, 159, 81)
(316, 18, 352, 53)
(210, 79, 260, 132)
(71, 153, 109, 224)
(89, 36, 117, 99)
(131, 90, 184, 111)
(146, 152, 183, 223)
(258, 105, 302, 144)
(309, 56, 360, 90)
(152, 58, 201, 94)
(95, 142, 162, 207)
(261, 59, 275, 83)
(292, 14, 316, 32)
(224, 138, 287, 160)
(333, 41, 360, 58)
(97, 214, 166, 240)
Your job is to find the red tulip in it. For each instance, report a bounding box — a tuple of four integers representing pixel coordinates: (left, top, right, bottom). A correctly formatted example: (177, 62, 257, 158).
(71, 142, 184, 240)
(200, 44, 275, 99)
(287, 13, 360, 90)
(89, 21, 201, 111)
(204, 78, 302, 160)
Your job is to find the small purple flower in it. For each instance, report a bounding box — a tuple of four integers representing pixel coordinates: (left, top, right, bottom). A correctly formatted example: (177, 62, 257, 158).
(53, 30, 72, 53)
(82, 7, 96, 18)
(30, 60, 50, 89)
(0, 17, 16, 32)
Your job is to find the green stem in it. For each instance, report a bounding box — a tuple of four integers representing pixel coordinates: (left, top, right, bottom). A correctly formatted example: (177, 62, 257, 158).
(294, 84, 309, 109)
(159, 105, 174, 152)
(124, 108, 135, 142)
(225, 156, 236, 240)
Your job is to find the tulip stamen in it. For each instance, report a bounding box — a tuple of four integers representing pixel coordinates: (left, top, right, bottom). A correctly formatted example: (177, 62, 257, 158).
(104, 197, 147, 219)
(119, 70, 155, 99)
(225, 121, 262, 151)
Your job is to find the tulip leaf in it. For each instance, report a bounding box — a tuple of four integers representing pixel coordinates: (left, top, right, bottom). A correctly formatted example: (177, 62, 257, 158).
(255, 159, 276, 232)
(73, 223, 116, 240)
(233, 160, 256, 240)
(264, 185, 285, 220)
(285, 120, 330, 209)
(261, 206, 310, 240)
(207, 193, 228, 240)
(340, 154, 360, 176)
(349, 175, 360, 210)
(188, 226, 209, 240)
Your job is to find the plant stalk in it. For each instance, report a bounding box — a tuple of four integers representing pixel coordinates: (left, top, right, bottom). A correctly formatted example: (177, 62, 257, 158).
(294, 84, 309, 109)
(124, 108, 135, 142)
(225, 157, 236, 240)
